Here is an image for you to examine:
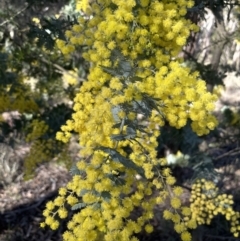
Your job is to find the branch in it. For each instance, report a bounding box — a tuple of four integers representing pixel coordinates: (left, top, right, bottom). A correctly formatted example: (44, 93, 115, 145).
(39, 57, 85, 82)
(213, 147, 240, 161)
(0, 4, 29, 27)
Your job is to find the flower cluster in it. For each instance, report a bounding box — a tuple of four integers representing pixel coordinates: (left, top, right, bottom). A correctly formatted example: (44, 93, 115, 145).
(26, 119, 49, 142)
(190, 179, 240, 238)
(62, 68, 79, 88)
(42, 0, 219, 241)
(57, 0, 217, 137)
(24, 139, 55, 179)
(0, 88, 38, 113)
(24, 119, 63, 179)
(0, 62, 38, 113)
(163, 192, 197, 241)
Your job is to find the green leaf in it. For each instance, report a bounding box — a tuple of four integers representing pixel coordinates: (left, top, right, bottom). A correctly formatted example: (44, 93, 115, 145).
(70, 165, 85, 176)
(181, 123, 200, 154)
(118, 60, 133, 78)
(100, 191, 111, 201)
(97, 147, 145, 176)
(114, 177, 126, 186)
(112, 119, 133, 129)
(100, 66, 122, 77)
(111, 49, 126, 61)
(79, 189, 89, 196)
(107, 173, 126, 186)
(189, 153, 220, 183)
(111, 134, 128, 141)
(126, 126, 136, 138)
(132, 95, 165, 119)
(92, 202, 101, 210)
(142, 94, 163, 113)
(111, 119, 150, 140)
(71, 202, 87, 211)
(111, 127, 136, 141)
(111, 105, 121, 122)
(129, 76, 143, 82)
(101, 48, 134, 78)
(133, 100, 152, 116)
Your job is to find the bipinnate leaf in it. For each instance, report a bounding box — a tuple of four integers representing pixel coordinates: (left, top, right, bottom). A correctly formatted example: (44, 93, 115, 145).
(97, 147, 145, 176)
(111, 127, 136, 141)
(71, 202, 87, 210)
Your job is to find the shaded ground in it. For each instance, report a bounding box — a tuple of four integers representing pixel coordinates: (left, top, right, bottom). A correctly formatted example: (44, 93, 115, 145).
(0, 163, 71, 241)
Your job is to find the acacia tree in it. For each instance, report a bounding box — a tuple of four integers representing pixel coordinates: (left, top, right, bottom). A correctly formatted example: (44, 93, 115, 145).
(38, 0, 240, 240)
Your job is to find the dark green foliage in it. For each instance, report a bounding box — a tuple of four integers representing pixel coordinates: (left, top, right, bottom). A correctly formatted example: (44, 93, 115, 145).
(157, 122, 201, 157)
(0, 53, 17, 87)
(97, 146, 145, 177)
(28, 17, 76, 49)
(99, 191, 111, 202)
(156, 122, 218, 184)
(189, 153, 220, 182)
(42, 104, 73, 133)
(111, 126, 137, 141)
(106, 172, 126, 186)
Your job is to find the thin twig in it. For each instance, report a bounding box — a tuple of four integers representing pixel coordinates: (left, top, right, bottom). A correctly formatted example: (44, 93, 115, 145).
(0, 4, 29, 27)
(40, 57, 85, 82)
(213, 147, 240, 161)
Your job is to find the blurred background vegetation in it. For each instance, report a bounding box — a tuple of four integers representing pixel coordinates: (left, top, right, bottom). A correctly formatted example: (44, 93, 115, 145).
(0, 0, 240, 240)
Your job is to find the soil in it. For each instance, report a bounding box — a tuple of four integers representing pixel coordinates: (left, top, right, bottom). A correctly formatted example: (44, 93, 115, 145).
(0, 163, 71, 241)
